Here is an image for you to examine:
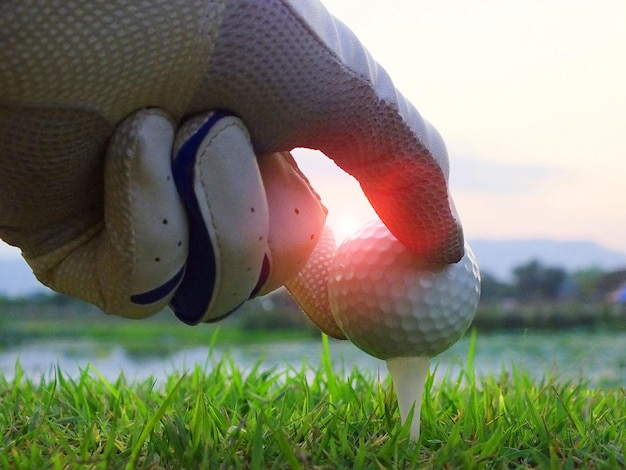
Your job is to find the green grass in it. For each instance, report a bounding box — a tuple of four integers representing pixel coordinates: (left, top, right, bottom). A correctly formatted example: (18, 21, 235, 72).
(1, 334, 624, 469)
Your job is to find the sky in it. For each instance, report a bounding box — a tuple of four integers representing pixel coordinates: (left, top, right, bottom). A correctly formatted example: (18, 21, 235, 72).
(1, 0, 625, 259)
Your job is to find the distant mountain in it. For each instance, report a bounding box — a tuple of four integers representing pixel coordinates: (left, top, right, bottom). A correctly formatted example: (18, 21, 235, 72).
(1, 239, 626, 296)
(470, 239, 626, 280)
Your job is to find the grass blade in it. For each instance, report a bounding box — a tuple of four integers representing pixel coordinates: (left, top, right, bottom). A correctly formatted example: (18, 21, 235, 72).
(125, 373, 186, 470)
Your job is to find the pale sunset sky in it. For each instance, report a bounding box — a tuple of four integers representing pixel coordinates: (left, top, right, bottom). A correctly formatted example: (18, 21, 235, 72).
(1, 0, 624, 259)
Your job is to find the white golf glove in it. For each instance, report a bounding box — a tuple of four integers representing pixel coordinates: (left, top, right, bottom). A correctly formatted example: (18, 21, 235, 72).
(0, 0, 464, 324)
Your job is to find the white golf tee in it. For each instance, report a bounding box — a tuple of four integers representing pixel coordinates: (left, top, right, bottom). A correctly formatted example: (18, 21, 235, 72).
(386, 356, 431, 441)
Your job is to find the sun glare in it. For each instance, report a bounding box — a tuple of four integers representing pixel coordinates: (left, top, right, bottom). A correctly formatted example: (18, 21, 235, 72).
(329, 215, 361, 244)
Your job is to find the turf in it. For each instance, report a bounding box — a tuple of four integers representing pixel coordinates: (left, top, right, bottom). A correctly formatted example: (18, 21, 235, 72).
(1, 334, 624, 469)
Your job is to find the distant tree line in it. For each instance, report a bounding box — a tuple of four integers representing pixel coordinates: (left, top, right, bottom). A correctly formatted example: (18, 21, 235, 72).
(480, 259, 626, 305)
(2, 258, 625, 332)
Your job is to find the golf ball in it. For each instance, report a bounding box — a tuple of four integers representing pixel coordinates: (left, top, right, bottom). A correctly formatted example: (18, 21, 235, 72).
(328, 219, 480, 360)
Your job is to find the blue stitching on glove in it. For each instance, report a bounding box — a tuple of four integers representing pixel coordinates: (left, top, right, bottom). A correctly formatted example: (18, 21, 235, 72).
(249, 253, 270, 298)
(130, 265, 186, 305)
(170, 111, 228, 325)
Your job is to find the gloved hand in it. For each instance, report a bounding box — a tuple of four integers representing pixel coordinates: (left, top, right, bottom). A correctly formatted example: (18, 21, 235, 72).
(168, 110, 327, 324)
(0, 0, 464, 324)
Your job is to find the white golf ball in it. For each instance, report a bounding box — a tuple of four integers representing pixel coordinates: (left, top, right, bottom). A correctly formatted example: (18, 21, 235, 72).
(328, 219, 480, 360)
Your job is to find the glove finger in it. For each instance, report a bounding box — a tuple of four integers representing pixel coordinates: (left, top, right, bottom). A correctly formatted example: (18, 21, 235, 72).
(169, 111, 269, 324)
(253, 151, 327, 297)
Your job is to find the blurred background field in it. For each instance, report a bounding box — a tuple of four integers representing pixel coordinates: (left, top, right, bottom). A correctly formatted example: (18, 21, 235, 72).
(1, 255, 625, 389)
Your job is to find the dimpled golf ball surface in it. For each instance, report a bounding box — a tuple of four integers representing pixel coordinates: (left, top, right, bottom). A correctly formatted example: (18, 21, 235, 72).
(328, 219, 480, 360)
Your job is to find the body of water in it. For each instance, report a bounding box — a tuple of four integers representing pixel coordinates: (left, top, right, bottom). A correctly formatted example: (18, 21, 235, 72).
(1, 330, 624, 389)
